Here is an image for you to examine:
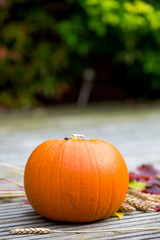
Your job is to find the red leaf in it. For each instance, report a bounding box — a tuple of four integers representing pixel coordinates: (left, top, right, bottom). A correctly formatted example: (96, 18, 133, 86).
(156, 173, 160, 180)
(137, 176, 152, 183)
(129, 172, 139, 180)
(142, 185, 160, 194)
(154, 207, 160, 212)
(141, 189, 148, 194)
(24, 199, 30, 205)
(137, 165, 158, 177)
(146, 177, 160, 185)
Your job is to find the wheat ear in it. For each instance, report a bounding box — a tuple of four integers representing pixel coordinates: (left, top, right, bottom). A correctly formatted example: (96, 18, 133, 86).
(128, 188, 160, 203)
(124, 194, 154, 212)
(119, 202, 136, 212)
(10, 227, 160, 235)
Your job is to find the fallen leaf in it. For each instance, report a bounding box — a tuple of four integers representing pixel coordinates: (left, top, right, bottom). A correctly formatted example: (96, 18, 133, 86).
(154, 207, 160, 212)
(142, 185, 160, 194)
(129, 180, 147, 190)
(146, 177, 160, 185)
(137, 165, 158, 177)
(129, 172, 139, 181)
(112, 211, 124, 219)
(156, 172, 160, 180)
(24, 199, 30, 205)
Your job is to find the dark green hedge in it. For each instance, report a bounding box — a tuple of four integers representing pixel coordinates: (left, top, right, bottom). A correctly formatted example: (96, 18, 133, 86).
(1, 0, 160, 107)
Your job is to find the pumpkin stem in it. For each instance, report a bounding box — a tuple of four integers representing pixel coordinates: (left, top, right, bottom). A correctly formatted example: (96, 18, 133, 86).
(64, 134, 88, 140)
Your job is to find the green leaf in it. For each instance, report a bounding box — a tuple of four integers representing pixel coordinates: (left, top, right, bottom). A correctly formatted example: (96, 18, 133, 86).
(129, 180, 147, 190)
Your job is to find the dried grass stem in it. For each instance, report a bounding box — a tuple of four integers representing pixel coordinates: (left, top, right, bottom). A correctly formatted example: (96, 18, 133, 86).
(10, 227, 160, 235)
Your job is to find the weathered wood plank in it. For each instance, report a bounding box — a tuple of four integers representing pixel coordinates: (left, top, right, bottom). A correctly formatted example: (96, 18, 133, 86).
(1, 198, 160, 239)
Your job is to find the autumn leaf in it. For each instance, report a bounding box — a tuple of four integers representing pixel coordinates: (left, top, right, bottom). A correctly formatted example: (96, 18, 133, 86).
(112, 211, 124, 219)
(142, 185, 160, 194)
(24, 199, 30, 205)
(154, 207, 160, 212)
(137, 165, 158, 177)
(129, 180, 147, 190)
(129, 164, 160, 212)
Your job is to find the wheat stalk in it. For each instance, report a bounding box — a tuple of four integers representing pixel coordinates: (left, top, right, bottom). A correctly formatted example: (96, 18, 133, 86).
(128, 188, 160, 203)
(124, 193, 155, 212)
(119, 202, 136, 212)
(10, 227, 160, 235)
(119, 189, 160, 212)
(10, 228, 51, 234)
(0, 178, 24, 187)
(0, 191, 25, 194)
(126, 200, 153, 212)
(0, 192, 26, 198)
(0, 162, 24, 173)
(7, 188, 160, 235)
(9, 169, 24, 176)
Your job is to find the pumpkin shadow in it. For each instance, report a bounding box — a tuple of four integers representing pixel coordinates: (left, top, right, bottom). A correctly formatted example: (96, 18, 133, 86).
(44, 216, 107, 228)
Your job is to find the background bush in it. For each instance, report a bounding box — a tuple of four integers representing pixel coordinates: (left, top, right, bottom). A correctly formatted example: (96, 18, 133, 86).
(1, 0, 160, 107)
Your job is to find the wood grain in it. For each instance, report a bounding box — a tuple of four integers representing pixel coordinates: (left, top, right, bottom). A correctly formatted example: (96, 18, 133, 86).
(1, 198, 160, 239)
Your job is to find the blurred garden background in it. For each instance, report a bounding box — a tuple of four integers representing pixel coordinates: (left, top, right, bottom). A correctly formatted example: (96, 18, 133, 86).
(1, 0, 160, 108)
(2, 0, 160, 189)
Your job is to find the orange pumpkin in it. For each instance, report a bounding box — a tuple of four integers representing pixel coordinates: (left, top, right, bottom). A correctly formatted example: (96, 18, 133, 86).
(24, 134, 128, 223)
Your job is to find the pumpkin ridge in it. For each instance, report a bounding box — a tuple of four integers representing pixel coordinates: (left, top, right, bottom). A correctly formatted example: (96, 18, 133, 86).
(86, 141, 100, 220)
(49, 140, 63, 218)
(114, 149, 124, 212)
(63, 140, 80, 222)
(98, 142, 113, 219)
(36, 141, 55, 214)
(58, 140, 68, 220)
(76, 140, 81, 222)
(108, 146, 122, 216)
(103, 145, 128, 218)
(113, 146, 128, 211)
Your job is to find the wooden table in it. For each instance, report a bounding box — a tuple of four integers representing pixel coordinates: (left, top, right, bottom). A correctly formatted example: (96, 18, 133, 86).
(1, 106, 160, 239)
(1, 198, 160, 240)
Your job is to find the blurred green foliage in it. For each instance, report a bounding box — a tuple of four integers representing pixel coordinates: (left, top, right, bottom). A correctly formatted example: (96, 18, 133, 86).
(1, 0, 160, 107)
